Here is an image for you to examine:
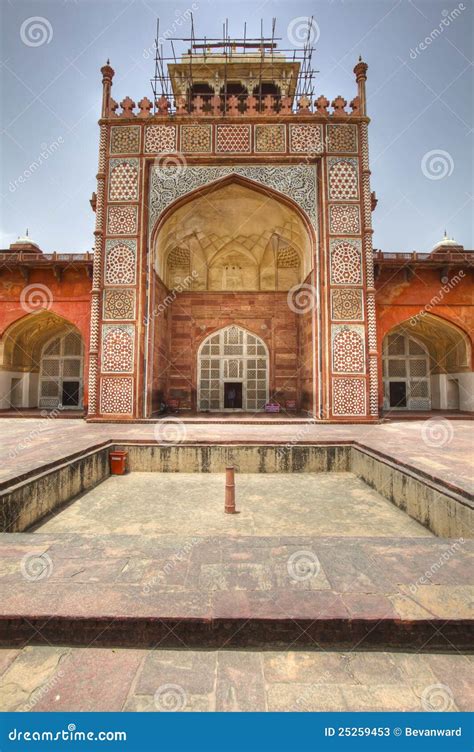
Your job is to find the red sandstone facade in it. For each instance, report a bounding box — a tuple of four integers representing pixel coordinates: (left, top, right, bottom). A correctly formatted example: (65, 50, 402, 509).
(0, 52, 472, 418)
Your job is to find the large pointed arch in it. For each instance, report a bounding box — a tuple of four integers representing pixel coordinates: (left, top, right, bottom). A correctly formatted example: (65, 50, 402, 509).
(151, 173, 316, 289)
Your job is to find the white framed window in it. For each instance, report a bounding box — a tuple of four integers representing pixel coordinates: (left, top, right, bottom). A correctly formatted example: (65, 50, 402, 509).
(39, 331, 84, 409)
(382, 332, 431, 410)
(198, 325, 269, 411)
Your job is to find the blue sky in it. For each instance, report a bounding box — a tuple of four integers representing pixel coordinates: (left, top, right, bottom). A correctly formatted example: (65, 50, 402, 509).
(1, 0, 472, 253)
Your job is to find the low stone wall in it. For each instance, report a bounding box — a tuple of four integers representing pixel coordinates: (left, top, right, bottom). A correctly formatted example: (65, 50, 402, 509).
(0, 446, 110, 533)
(1, 442, 471, 538)
(351, 446, 473, 539)
(123, 443, 350, 474)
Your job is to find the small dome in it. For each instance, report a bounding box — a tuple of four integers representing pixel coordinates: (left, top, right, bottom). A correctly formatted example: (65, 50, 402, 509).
(9, 231, 42, 253)
(431, 232, 464, 254)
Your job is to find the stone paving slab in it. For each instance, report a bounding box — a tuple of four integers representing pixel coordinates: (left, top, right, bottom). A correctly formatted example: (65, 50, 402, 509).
(0, 646, 471, 712)
(0, 418, 472, 497)
(0, 534, 472, 648)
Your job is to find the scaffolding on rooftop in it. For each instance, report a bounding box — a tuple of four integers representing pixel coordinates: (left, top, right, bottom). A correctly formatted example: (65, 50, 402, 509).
(150, 16, 319, 114)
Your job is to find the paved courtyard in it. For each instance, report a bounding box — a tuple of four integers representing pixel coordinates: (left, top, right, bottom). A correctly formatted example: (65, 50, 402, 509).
(0, 416, 472, 712)
(34, 472, 432, 538)
(0, 646, 471, 712)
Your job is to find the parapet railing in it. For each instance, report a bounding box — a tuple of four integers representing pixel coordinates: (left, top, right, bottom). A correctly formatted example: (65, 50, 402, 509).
(373, 251, 473, 263)
(105, 93, 362, 119)
(0, 253, 93, 263)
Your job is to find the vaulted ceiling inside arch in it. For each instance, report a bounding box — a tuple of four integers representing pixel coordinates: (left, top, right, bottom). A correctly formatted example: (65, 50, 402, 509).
(154, 182, 313, 291)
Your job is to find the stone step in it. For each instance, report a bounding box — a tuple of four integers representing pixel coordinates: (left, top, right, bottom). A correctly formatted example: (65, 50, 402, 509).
(2, 533, 471, 649)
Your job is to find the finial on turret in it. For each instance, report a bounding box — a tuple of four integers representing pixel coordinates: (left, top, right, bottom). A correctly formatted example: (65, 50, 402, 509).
(100, 60, 115, 118)
(353, 57, 368, 116)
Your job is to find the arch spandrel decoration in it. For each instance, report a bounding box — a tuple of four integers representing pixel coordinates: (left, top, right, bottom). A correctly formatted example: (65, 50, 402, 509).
(148, 164, 318, 238)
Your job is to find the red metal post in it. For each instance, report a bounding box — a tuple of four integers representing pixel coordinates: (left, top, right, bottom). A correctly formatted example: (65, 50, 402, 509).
(225, 466, 236, 514)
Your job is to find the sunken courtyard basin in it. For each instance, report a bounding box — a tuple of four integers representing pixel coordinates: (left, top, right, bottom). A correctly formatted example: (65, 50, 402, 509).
(0, 444, 471, 538)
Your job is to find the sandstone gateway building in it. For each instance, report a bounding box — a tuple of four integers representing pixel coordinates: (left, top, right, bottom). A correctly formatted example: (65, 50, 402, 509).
(0, 35, 472, 419)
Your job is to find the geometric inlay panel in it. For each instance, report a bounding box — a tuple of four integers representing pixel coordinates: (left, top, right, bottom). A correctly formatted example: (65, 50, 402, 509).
(216, 125, 251, 153)
(327, 124, 358, 153)
(255, 124, 286, 153)
(329, 204, 361, 234)
(331, 288, 364, 321)
(103, 288, 136, 320)
(110, 125, 140, 154)
(107, 205, 138, 235)
(181, 125, 212, 153)
(100, 377, 134, 414)
(104, 239, 137, 286)
(289, 124, 323, 153)
(108, 159, 139, 202)
(332, 377, 366, 416)
(101, 324, 135, 373)
(327, 158, 359, 201)
(330, 239, 362, 285)
(145, 125, 176, 153)
(149, 164, 318, 235)
(332, 324, 365, 373)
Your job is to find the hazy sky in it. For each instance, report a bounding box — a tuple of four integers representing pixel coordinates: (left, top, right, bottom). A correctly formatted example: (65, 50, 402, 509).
(1, 0, 473, 253)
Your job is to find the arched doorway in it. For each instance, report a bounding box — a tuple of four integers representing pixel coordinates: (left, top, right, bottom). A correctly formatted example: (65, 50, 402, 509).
(382, 332, 431, 410)
(382, 314, 472, 412)
(0, 312, 85, 411)
(39, 331, 84, 409)
(198, 325, 269, 411)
